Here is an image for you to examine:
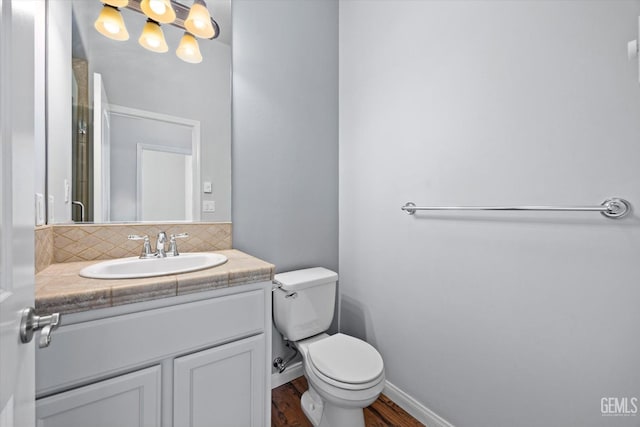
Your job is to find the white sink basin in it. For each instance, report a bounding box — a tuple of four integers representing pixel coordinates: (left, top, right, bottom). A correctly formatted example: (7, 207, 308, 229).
(79, 253, 228, 279)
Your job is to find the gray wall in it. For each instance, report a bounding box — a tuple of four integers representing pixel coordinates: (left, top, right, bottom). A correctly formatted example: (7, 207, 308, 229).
(232, 0, 339, 371)
(340, 1, 640, 427)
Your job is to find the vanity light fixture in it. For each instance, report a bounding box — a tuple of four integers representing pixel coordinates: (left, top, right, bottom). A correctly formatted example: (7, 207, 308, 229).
(140, 0, 176, 24)
(176, 32, 203, 63)
(94, 0, 220, 63)
(138, 19, 169, 53)
(185, 0, 216, 39)
(103, 0, 129, 7)
(94, 4, 130, 41)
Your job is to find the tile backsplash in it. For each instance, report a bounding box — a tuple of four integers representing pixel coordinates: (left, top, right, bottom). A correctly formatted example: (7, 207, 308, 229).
(35, 223, 232, 271)
(35, 225, 54, 273)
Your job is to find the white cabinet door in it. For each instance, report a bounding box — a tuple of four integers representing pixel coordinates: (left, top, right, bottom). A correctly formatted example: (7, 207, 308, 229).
(36, 366, 161, 427)
(174, 334, 266, 427)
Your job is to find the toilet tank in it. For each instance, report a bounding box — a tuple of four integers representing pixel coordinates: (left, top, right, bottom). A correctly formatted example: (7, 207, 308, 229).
(273, 267, 338, 342)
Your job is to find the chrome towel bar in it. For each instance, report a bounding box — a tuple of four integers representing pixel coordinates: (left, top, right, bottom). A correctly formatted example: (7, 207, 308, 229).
(401, 198, 631, 219)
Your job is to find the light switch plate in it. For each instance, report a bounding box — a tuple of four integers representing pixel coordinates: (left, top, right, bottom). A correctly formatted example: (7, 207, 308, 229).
(203, 201, 216, 212)
(203, 181, 212, 194)
(35, 193, 45, 226)
(64, 179, 70, 203)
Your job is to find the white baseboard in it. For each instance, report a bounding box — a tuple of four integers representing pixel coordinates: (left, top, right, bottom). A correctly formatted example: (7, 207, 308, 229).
(271, 367, 454, 427)
(383, 381, 455, 427)
(271, 361, 304, 389)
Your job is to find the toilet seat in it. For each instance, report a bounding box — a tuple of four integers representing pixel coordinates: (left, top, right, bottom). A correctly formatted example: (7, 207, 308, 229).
(307, 334, 384, 390)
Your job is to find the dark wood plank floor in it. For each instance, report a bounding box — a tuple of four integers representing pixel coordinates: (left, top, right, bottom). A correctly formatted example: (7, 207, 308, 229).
(272, 376, 424, 427)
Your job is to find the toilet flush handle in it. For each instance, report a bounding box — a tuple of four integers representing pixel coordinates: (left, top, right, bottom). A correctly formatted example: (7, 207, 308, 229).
(272, 280, 297, 298)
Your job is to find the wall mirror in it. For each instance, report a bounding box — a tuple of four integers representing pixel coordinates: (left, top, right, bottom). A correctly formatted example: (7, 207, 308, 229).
(46, 0, 231, 224)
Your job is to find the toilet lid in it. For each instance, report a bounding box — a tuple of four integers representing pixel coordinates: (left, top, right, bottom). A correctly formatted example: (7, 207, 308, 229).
(308, 334, 384, 384)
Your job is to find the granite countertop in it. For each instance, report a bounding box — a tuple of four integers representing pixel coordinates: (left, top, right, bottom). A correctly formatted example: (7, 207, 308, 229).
(35, 249, 275, 315)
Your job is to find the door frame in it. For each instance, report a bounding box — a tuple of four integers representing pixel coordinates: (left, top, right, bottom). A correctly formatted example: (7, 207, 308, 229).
(105, 104, 201, 222)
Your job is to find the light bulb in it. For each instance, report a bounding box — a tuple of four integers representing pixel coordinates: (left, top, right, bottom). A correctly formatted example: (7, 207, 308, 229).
(140, 0, 176, 24)
(138, 19, 168, 53)
(185, 0, 215, 39)
(103, 21, 120, 34)
(149, 0, 166, 15)
(176, 32, 203, 64)
(94, 5, 129, 41)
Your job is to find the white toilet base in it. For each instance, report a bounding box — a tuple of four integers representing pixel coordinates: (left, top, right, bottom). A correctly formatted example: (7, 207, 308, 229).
(300, 383, 366, 427)
(319, 402, 365, 427)
(301, 388, 323, 426)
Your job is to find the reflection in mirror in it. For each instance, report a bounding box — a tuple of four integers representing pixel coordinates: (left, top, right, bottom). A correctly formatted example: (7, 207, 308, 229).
(138, 145, 193, 222)
(46, 0, 231, 224)
(106, 104, 200, 222)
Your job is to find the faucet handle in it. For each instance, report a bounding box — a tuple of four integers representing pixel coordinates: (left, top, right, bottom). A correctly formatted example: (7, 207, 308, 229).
(128, 235, 154, 258)
(169, 233, 189, 256)
(128, 234, 148, 241)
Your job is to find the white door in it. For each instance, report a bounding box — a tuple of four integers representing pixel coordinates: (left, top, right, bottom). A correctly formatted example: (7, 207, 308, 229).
(0, 1, 38, 426)
(137, 145, 193, 221)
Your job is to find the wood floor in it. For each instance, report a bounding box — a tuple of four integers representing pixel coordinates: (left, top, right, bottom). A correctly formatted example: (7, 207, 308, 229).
(271, 376, 424, 427)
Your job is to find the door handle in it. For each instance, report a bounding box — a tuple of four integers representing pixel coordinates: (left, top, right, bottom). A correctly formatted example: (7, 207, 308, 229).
(19, 307, 61, 348)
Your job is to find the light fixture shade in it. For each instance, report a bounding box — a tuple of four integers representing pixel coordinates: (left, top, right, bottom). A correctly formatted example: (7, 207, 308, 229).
(94, 5, 129, 41)
(140, 0, 176, 24)
(103, 0, 129, 7)
(185, 0, 215, 39)
(176, 32, 203, 64)
(138, 20, 168, 53)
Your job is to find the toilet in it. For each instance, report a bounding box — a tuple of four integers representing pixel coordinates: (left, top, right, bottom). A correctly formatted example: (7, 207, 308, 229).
(273, 267, 385, 427)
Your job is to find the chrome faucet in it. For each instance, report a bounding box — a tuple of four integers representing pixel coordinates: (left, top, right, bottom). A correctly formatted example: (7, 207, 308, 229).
(156, 232, 168, 258)
(129, 232, 174, 258)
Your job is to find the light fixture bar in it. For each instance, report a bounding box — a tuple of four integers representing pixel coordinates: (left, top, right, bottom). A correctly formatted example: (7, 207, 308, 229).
(125, 0, 220, 39)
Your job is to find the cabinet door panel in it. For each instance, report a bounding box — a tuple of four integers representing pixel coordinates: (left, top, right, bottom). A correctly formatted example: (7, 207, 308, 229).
(36, 366, 160, 427)
(174, 334, 265, 427)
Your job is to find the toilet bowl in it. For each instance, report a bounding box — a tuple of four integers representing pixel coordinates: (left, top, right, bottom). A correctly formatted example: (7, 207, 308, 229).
(296, 333, 385, 427)
(273, 268, 385, 427)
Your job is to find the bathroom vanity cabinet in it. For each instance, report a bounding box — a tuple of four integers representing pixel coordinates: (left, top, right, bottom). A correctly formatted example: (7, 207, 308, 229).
(34, 281, 271, 427)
